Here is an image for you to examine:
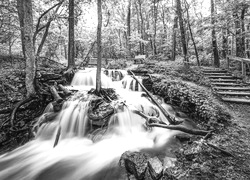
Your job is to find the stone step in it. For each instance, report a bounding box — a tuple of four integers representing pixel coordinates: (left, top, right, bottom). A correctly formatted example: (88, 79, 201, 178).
(210, 79, 238, 83)
(204, 73, 230, 76)
(213, 87, 250, 91)
(211, 83, 241, 86)
(222, 97, 250, 104)
(217, 91, 250, 96)
(208, 76, 236, 79)
(203, 70, 228, 73)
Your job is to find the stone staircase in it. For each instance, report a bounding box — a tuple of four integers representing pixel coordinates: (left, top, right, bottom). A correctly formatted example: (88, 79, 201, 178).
(202, 68, 250, 104)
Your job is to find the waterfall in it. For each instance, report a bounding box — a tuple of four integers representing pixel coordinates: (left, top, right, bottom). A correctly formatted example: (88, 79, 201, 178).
(0, 68, 185, 180)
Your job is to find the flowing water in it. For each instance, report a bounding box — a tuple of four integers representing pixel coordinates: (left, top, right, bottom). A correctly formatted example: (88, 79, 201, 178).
(0, 68, 191, 180)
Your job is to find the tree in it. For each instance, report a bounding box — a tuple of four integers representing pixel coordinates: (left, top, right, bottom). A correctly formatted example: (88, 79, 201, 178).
(96, 0, 102, 94)
(211, 0, 220, 67)
(152, 0, 159, 55)
(68, 0, 75, 69)
(233, 3, 248, 57)
(126, 0, 131, 57)
(176, 0, 188, 64)
(16, 0, 26, 58)
(184, 0, 200, 66)
(16, 0, 36, 97)
(171, 14, 178, 61)
(33, 0, 64, 57)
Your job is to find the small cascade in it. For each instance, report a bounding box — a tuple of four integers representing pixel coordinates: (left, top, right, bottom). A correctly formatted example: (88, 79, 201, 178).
(0, 67, 191, 180)
(104, 69, 127, 81)
(122, 75, 143, 91)
(71, 69, 113, 88)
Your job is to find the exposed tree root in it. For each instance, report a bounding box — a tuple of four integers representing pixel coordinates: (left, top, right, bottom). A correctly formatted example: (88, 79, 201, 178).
(10, 96, 35, 127)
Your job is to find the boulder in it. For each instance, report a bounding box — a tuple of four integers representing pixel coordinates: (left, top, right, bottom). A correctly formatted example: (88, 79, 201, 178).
(120, 151, 149, 180)
(147, 157, 163, 180)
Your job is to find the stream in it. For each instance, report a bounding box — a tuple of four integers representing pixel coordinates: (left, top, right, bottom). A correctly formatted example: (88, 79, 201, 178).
(0, 68, 195, 180)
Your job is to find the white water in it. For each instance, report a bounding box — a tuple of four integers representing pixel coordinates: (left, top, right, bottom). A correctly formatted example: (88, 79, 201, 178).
(0, 68, 185, 180)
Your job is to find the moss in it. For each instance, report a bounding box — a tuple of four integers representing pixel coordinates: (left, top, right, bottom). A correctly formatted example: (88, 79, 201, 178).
(152, 77, 231, 129)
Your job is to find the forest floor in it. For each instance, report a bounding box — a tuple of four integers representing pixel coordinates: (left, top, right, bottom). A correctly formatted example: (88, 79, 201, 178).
(0, 57, 250, 179)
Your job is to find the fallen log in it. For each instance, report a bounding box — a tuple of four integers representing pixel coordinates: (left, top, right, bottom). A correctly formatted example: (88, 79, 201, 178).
(63, 67, 75, 82)
(132, 109, 210, 136)
(39, 112, 59, 126)
(128, 70, 180, 125)
(50, 86, 63, 112)
(148, 123, 210, 136)
(206, 142, 234, 157)
(58, 84, 71, 96)
(50, 86, 63, 103)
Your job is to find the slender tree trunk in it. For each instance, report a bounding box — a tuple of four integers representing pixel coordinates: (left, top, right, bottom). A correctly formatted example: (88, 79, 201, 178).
(68, 0, 75, 69)
(162, 4, 167, 50)
(211, 0, 220, 67)
(36, 22, 51, 56)
(134, 1, 142, 54)
(16, 0, 26, 58)
(171, 16, 178, 61)
(17, 0, 36, 97)
(241, 6, 247, 57)
(233, 12, 241, 57)
(96, 0, 102, 94)
(231, 34, 235, 55)
(176, 0, 188, 64)
(126, 0, 131, 57)
(246, 23, 250, 58)
(152, 0, 158, 55)
(145, 13, 150, 57)
(185, 1, 200, 66)
(138, 0, 144, 54)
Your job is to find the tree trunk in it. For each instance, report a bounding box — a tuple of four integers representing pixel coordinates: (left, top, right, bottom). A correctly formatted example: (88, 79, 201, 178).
(36, 21, 51, 57)
(134, 1, 142, 54)
(240, 6, 247, 57)
(68, 0, 75, 69)
(171, 16, 178, 61)
(246, 23, 250, 58)
(126, 0, 131, 57)
(211, 0, 220, 67)
(137, 0, 144, 55)
(222, 28, 227, 59)
(234, 11, 241, 57)
(96, 0, 102, 94)
(176, 0, 188, 64)
(17, 0, 36, 97)
(185, 0, 200, 66)
(152, 0, 158, 55)
(16, 0, 26, 58)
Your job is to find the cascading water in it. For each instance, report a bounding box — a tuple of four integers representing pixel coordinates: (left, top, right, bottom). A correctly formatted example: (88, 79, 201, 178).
(0, 68, 190, 180)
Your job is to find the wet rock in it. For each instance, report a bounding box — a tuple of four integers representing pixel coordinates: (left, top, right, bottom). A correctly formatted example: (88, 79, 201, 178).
(147, 157, 163, 180)
(161, 169, 178, 180)
(163, 157, 177, 170)
(175, 134, 191, 142)
(88, 98, 114, 126)
(120, 151, 149, 180)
